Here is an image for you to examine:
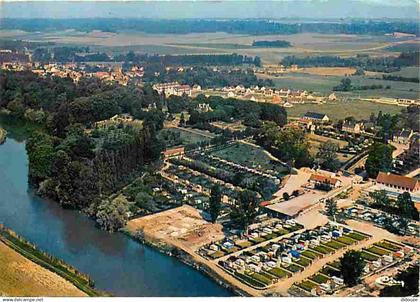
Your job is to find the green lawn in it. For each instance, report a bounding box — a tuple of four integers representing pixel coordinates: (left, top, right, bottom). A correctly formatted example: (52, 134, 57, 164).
(296, 280, 318, 292)
(366, 246, 391, 256)
(285, 263, 304, 273)
(208, 251, 225, 259)
(323, 241, 344, 250)
(236, 241, 252, 249)
(336, 236, 357, 245)
(158, 127, 213, 148)
(295, 257, 312, 267)
(346, 232, 369, 241)
(360, 251, 380, 261)
(373, 241, 401, 252)
(286, 100, 402, 121)
(301, 250, 321, 260)
(310, 245, 333, 255)
(210, 142, 289, 174)
(234, 271, 266, 288)
(309, 273, 330, 284)
(250, 272, 272, 285)
(268, 267, 291, 279)
(328, 260, 342, 270)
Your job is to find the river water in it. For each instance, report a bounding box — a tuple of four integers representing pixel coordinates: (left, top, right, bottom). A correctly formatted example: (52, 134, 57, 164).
(0, 125, 232, 297)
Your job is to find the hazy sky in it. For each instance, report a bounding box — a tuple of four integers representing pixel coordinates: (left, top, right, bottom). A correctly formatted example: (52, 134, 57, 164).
(0, 0, 419, 19)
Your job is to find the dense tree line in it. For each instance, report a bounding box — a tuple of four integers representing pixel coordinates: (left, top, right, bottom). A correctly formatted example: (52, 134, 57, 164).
(333, 78, 386, 91)
(144, 66, 272, 88)
(382, 74, 419, 83)
(2, 18, 418, 36)
(252, 40, 291, 48)
(185, 95, 287, 127)
(1, 70, 164, 222)
(281, 52, 419, 72)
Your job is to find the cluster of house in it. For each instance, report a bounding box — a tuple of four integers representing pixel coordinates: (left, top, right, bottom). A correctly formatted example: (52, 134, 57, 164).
(212, 86, 332, 105)
(1, 60, 144, 85)
(308, 173, 342, 190)
(0, 49, 30, 66)
(253, 64, 299, 76)
(152, 82, 202, 97)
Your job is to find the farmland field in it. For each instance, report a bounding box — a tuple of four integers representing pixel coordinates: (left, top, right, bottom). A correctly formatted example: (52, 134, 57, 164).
(286, 100, 402, 121)
(0, 241, 86, 297)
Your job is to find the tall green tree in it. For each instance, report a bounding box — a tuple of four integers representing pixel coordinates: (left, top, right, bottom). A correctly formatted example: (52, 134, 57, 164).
(316, 140, 340, 171)
(230, 190, 259, 232)
(365, 143, 394, 178)
(340, 250, 366, 286)
(325, 199, 338, 219)
(208, 185, 222, 223)
(397, 192, 419, 221)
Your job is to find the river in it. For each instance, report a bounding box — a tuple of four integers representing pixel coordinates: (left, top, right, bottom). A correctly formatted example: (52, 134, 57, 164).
(0, 124, 232, 297)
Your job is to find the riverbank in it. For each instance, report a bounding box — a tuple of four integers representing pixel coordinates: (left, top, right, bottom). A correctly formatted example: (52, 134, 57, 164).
(0, 127, 6, 144)
(0, 225, 105, 297)
(125, 205, 261, 297)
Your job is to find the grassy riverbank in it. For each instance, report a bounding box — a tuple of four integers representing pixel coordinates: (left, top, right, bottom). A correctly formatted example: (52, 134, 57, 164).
(0, 225, 105, 297)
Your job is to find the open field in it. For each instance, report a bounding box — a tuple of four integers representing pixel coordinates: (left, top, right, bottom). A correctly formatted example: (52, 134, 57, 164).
(1, 30, 413, 64)
(0, 241, 86, 297)
(126, 205, 225, 251)
(266, 72, 419, 99)
(298, 67, 356, 76)
(286, 100, 402, 121)
(210, 142, 288, 174)
(159, 127, 214, 148)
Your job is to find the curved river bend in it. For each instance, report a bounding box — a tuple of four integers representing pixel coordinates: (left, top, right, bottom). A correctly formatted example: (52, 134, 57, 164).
(0, 128, 232, 297)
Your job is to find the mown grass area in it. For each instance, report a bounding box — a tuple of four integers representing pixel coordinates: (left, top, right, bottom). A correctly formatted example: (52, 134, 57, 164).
(286, 100, 402, 121)
(296, 280, 318, 292)
(328, 260, 342, 270)
(159, 127, 213, 148)
(210, 142, 289, 174)
(374, 241, 401, 252)
(0, 226, 103, 297)
(360, 251, 380, 261)
(209, 251, 225, 259)
(295, 257, 312, 267)
(320, 265, 341, 277)
(346, 232, 369, 241)
(366, 246, 391, 256)
(234, 271, 266, 288)
(250, 272, 273, 286)
(301, 250, 321, 260)
(309, 273, 330, 284)
(335, 236, 357, 245)
(285, 263, 303, 273)
(323, 240, 346, 250)
(268, 267, 291, 279)
(236, 241, 252, 249)
(310, 245, 333, 255)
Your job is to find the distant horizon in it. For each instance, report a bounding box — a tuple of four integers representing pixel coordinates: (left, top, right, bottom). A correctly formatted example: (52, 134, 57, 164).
(0, 0, 419, 19)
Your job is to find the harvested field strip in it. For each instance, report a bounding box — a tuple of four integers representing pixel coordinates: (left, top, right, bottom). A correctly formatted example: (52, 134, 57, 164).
(0, 226, 102, 297)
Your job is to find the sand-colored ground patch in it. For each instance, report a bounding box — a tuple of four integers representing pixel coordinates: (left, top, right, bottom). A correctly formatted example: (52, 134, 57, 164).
(126, 205, 225, 250)
(0, 241, 86, 297)
(299, 67, 357, 76)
